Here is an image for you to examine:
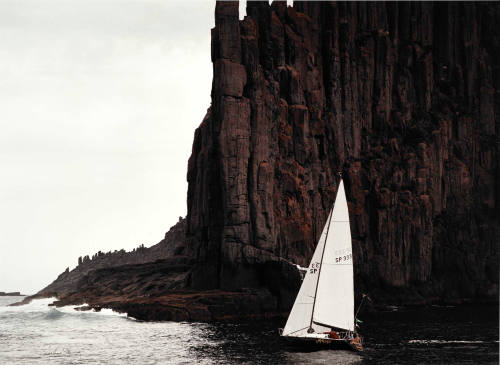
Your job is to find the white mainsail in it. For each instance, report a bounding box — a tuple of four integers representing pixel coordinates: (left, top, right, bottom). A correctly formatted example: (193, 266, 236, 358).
(313, 179, 354, 331)
(282, 179, 354, 336)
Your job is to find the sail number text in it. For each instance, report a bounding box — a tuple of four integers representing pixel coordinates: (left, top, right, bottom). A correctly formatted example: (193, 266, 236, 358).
(335, 253, 352, 263)
(309, 262, 320, 274)
(309, 253, 352, 273)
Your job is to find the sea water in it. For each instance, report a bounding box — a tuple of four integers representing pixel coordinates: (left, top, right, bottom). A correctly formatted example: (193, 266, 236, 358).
(0, 296, 497, 364)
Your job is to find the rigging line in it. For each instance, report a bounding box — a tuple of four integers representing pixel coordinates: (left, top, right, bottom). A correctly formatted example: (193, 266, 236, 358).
(308, 188, 336, 332)
(354, 294, 370, 320)
(312, 320, 349, 332)
(283, 326, 310, 336)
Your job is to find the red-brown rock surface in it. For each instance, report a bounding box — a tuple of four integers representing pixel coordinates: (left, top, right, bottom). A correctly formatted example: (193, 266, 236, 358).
(30, 2, 498, 320)
(186, 1, 499, 304)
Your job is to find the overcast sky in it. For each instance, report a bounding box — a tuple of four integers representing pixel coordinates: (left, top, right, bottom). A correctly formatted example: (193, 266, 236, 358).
(0, 0, 254, 294)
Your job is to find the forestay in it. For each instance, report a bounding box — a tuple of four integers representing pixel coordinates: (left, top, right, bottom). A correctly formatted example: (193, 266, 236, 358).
(313, 180, 354, 331)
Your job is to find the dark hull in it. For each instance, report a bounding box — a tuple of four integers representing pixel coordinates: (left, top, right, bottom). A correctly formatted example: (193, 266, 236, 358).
(281, 336, 363, 352)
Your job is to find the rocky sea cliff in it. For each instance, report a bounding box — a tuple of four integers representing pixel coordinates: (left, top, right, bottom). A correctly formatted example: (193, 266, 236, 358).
(26, 1, 499, 321)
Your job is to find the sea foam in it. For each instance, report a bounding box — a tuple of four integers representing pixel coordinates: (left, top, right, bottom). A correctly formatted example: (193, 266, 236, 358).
(0, 297, 127, 318)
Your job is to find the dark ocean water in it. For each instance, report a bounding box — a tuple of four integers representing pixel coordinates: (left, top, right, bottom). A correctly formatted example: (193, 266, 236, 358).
(0, 296, 497, 364)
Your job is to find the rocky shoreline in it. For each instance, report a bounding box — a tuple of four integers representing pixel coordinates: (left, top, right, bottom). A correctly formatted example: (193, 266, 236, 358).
(15, 250, 496, 322)
(17, 284, 497, 323)
(51, 289, 285, 322)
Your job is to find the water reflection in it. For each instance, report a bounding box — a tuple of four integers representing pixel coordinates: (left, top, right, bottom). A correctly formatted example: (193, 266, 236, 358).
(189, 305, 498, 365)
(0, 296, 497, 365)
(190, 321, 363, 364)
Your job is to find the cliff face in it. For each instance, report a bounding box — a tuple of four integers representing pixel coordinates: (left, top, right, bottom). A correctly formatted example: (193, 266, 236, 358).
(31, 1, 498, 319)
(187, 1, 499, 303)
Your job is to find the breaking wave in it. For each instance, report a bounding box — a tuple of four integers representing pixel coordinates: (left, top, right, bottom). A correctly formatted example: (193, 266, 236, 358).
(0, 297, 127, 319)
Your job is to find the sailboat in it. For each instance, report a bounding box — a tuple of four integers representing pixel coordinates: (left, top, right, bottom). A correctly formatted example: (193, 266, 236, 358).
(280, 177, 363, 352)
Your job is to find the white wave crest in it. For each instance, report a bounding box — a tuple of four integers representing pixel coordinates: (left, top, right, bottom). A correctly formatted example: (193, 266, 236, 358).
(58, 304, 128, 317)
(0, 297, 127, 318)
(0, 297, 57, 313)
(408, 339, 490, 344)
(43, 303, 129, 318)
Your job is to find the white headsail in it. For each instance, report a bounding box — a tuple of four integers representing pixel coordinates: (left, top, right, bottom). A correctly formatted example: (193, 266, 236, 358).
(281, 210, 332, 337)
(282, 179, 355, 336)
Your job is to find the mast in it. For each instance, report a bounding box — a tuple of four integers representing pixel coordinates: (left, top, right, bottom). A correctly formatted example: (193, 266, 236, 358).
(308, 178, 340, 333)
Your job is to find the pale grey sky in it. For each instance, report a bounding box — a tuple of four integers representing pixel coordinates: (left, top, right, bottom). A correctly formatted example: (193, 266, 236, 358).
(0, 0, 245, 294)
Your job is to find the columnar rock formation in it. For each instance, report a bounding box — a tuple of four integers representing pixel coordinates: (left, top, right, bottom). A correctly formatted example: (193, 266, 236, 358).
(34, 2, 498, 318)
(186, 1, 499, 302)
